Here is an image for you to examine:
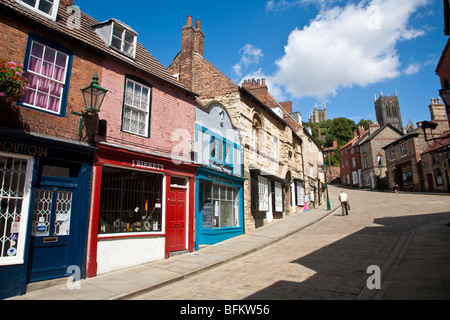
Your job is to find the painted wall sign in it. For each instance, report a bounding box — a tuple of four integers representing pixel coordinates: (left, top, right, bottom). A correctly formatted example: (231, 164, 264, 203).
(131, 159, 164, 171)
(0, 140, 48, 157)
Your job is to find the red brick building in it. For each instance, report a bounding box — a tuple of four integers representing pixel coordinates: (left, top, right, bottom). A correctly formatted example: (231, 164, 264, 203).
(0, 0, 103, 298)
(0, 0, 198, 299)
(339, 127, 367, 187)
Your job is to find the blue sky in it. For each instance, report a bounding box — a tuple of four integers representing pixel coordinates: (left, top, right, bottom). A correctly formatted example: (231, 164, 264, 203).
(77, 0, 447, 127)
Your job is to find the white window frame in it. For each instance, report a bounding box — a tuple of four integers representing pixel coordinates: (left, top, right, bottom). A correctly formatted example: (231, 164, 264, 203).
(400, 143, 407, 157)
(273, 181, 283, 212)
(16, 0, 60, 21)
(352, 171, 358, 184)
(122, 78, 151, 137)
(0, 152, 34, 266)
(273, 136, 278, 159)
(110, 22, 137, 58)
(295, 181, 304, 206)
(257, 176, 269, 212)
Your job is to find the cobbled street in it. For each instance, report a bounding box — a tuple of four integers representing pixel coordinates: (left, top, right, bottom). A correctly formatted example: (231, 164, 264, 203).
(133, 186, 450, 300)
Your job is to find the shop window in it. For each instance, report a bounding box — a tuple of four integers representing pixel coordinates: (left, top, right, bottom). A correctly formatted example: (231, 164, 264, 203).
(273, 181, 283, 212)
(402, 169, 413, 185)
(16, 0, 60, 21)
(251, 175, 269, 212)
(0, 153, 33, 265)
(122, 78, 151, 137)
(202, 181, 240, 228)
(21, 39, 71, 116)
(295, 181, 304, 206)
(98, 167, 163, 234)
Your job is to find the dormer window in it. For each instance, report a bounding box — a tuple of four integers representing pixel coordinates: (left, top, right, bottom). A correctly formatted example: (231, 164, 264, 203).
(94, 19, 138, 59)
(16, 0, 60, 21)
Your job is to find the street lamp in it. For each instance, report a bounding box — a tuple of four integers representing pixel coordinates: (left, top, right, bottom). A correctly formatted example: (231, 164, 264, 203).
(72, 74, 108, 138)
(321, 164, 331, 210)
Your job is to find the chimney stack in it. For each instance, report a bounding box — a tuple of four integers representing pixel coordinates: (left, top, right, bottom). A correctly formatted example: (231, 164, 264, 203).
(181, 16, 204, 56)
(187, 15, 193, 26)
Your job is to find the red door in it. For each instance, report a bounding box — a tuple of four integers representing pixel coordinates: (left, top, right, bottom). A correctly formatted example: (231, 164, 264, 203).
(166, 188, 187, 254)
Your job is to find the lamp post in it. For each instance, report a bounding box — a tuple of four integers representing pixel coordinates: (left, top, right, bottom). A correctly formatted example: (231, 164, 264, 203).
(322, 164, 331, 210)
(72, 74, 108, 138)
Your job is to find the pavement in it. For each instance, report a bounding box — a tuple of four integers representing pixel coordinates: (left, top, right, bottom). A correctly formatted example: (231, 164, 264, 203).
(7, 185, 450, 300)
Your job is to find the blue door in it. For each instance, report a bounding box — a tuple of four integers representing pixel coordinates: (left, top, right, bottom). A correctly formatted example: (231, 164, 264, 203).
(28, 164, 81, 283)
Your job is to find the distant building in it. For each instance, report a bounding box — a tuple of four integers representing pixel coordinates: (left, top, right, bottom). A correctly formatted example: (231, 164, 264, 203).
(309, 103, 327, 123)
(374, 89, 404, 132)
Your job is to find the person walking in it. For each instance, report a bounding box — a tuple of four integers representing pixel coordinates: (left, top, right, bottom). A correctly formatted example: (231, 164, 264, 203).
(393, 182, 398, 194)
(339, 190, 349, 216)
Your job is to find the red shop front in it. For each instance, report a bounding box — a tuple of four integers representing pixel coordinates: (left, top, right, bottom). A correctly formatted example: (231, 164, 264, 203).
(86, 144, 197, 277)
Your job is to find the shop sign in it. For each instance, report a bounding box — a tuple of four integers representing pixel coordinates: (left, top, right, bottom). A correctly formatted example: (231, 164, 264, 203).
(131, 159, 164, 171)
(0, 140, 48, 157)
(208, 175, 235, 185)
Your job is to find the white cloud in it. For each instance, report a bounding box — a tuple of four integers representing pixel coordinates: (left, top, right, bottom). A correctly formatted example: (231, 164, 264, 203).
(272, 0, 429, 99)
(404, 63, 420, 75)
(232, 44, 264, 77)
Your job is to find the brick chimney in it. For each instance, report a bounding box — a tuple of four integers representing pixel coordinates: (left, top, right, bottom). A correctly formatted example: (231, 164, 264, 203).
(181, 15, 204, 56)
(279, 101, 292, 113)
(60, 0, 73, 5)
(242, 78, 275, 107)
(429, 98, 450, 132)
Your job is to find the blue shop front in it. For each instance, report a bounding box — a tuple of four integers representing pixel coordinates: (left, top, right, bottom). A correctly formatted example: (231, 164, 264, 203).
(195, 167, 244, 249)
(0, 129, 94, 299)
(194, 103, 244, 250)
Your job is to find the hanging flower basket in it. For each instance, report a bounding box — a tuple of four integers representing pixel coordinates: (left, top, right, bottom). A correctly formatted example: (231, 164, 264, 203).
(0, 58, 28, 103)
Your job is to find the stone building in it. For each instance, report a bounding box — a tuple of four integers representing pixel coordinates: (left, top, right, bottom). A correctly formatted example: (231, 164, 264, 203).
(383, 99, 449, 192)
(168, 16, 324, 231)
(339, 127, 367, 187)
(359, 124, 404, 189)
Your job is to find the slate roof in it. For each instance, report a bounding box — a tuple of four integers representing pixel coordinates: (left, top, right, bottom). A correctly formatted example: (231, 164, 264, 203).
(0, 0, 197, 96)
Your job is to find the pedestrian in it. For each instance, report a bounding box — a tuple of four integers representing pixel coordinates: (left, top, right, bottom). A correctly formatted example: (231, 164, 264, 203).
(339, 190, 349, 216)
(393, 182, 398, 194)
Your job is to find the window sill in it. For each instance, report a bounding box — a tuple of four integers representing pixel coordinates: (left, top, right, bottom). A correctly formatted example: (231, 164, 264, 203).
(98, 232, 164, 240)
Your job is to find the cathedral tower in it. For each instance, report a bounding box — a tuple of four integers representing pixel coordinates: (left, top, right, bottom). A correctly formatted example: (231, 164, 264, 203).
(374, 89, 403, 132)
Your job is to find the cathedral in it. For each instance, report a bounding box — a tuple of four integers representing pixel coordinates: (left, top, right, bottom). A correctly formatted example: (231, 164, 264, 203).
(308, 103, 327, 123)
(374, 89, 404, 132)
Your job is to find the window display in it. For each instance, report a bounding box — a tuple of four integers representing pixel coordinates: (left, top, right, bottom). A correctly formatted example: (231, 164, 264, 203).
(202, 181, 239, 228)
(98, 167, 163, 234)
